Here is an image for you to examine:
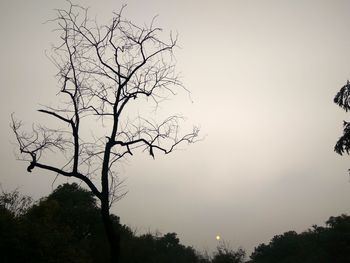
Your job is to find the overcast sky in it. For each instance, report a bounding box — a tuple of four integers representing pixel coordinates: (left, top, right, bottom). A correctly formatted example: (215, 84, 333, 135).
(1, 0, 350, 254)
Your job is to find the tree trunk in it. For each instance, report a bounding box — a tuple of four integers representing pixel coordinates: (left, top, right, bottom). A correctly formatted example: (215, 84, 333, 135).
(101, 201, 120, 263)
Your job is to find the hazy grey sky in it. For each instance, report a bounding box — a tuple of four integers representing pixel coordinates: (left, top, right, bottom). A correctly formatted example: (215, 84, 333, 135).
(1, 0, 350, 254)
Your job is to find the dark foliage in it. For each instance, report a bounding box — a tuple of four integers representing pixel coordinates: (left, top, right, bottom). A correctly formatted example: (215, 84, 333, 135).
(250, 214, 350, 263)
(334, 81, 350, 112)
(334, 81, 350, 155)
(0, 184, 205, 263)
(6, 184, 349, 263)
(212, 244, 245, 263)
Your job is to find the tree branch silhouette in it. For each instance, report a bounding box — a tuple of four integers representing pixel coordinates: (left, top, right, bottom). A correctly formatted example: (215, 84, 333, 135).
(11, 2, 199, 262)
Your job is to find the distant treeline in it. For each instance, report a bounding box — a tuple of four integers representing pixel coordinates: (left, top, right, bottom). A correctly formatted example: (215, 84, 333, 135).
(0, 183, 349, 263)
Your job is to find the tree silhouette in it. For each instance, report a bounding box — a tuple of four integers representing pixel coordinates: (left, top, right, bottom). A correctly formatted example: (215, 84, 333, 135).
(0, 184, 204, 263)
(334, 80, 350, 156)
(249, 214, 350, 262)
(211, 242, 245, 263)
(11, 2, 199, 262)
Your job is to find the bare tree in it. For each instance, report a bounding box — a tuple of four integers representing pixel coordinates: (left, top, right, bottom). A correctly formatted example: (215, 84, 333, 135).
(11, 2, 199, 262)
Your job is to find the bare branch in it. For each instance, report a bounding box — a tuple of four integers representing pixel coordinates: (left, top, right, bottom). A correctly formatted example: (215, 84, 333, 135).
(38, 109, 72, 124)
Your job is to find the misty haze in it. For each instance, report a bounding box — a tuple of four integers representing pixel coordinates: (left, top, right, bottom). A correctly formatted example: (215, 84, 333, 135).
(1, 0, 350, 262)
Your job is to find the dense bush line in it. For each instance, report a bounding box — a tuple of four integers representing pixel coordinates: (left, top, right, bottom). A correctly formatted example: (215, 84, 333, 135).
(1, 183, 349, 262)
